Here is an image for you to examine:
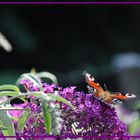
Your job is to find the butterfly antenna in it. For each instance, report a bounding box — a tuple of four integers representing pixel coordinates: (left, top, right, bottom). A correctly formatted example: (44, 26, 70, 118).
(104, 84, 108, 91)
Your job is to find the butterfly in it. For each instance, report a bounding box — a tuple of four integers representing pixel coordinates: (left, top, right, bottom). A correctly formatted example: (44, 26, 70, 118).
(83, 71, 136, 104)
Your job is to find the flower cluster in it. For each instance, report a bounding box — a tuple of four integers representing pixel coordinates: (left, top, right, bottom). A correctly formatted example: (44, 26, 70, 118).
(9, 101, 45, 136)
(9, 80, 129, 138)
(58, 87, 128, 137)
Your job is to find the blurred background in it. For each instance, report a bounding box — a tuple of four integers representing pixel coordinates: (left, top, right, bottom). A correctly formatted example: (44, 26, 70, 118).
(0, 4, 140, 134)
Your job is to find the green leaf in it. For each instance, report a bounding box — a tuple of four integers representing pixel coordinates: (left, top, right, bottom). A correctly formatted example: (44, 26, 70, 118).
(41, 98, 52, 134)
(0, 91, 25, 103)
(47, 93, 75, 110)
(129, 119, 140, 135)
(0, 85, 20, 92)
(11, 116, 19, 122)
(17, 109, 30, 133)
(30, 92, 41, 97)
(31, 92, 75, 110)
(0, 121, 7, 133)
(0, 110, 16, 137)
(36, 72, 58, 84)
(17, 73, 43, 91)
(0, 91, 20, 97)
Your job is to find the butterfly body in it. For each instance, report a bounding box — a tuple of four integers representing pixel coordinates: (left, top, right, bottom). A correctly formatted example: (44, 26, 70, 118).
(83, 71, 136, 104)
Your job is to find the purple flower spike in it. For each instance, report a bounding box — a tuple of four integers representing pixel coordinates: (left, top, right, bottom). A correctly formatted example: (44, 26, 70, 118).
(57, 87, 129, 138)
(10, 80, 129, 138)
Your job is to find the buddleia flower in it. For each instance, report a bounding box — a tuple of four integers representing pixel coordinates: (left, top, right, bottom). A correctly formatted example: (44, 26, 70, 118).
(9, 80, 129, 139)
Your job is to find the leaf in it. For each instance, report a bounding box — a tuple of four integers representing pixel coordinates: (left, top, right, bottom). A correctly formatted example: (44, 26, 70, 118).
(36, 72, 58, 84)
(47, 93, 75, 110)
(129, 119, 140, 135)
(0, 121, 6, 128)
(31, 92, 75, 110)
(0, 91, 20, 97)
(17, 109, 30, 133)
(0, 91, 25, 102)
(41, 98, 52, 134)
(17, 73, 43, 91)
(0, 85, 20, 92)
(11, 116, 18, 122)
(0, 110, 16, 137)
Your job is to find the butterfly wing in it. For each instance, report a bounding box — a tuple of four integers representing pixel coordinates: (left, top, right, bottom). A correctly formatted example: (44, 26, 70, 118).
(111, 92, 136, 104)
(83, 71, 104, 93)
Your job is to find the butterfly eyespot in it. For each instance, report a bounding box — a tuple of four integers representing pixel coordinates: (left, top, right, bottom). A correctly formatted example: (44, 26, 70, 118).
(89, 75, 93, 79)
(112, 98, 123, 104)
(126, 93, 136, 98)
(89, 75, 94, 81)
